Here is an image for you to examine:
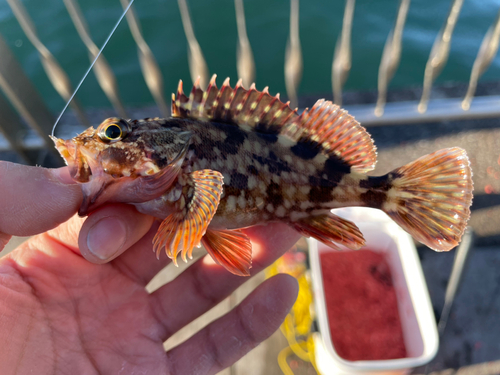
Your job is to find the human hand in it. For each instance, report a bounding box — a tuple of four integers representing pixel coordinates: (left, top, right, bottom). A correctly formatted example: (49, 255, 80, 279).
(0, 161, 300, 375)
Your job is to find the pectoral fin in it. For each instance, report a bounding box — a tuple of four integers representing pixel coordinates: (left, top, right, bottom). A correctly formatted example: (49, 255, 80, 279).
(290, 212, 365, 251)
(202, 229, 252, 276)
(153, 169, 224, 265)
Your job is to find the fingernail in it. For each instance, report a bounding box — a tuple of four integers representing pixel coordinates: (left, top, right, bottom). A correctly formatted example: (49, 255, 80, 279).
(87, 217, 127, 260)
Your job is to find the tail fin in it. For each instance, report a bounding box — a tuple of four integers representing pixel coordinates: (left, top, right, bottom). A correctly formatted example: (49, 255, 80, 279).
(383, 147, 473, 251)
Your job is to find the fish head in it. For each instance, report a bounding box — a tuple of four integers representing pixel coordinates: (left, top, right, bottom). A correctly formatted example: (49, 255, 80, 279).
(52, 117, 191, 215)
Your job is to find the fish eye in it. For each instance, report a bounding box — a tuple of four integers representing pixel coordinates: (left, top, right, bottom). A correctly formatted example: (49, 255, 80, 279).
(104, 124, 122, 139)
(97, 118, 130, 143)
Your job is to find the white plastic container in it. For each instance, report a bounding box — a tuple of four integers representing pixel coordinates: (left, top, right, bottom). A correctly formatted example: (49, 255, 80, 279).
(309, 207, 438, 375)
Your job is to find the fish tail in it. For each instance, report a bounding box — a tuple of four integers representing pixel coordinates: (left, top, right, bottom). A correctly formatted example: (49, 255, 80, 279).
(381, 147, 473, 251)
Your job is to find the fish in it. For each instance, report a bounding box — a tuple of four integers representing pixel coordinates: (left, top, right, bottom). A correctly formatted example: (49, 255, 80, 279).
(51, 75, 474, 276)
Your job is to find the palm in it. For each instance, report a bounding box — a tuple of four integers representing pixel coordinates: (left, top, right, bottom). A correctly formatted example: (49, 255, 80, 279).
(30, 260, 166, 372)
(1, 218, 299, 375)
(3, 239, 164, 373)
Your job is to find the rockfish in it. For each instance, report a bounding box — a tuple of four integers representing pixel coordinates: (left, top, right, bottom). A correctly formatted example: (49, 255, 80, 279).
(52, 75, 473, 276)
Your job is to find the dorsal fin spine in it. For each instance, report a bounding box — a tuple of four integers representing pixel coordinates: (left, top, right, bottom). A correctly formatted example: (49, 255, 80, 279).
(199, 91, 209, 117)
(177, 80, 184, 97)
(240, 85, 255, 113)
(171, 93, 179, 116)
(261, 95, 280, 124)
(172, 76, 300, 134)
(194, 76, 201, 88)
(242, 86, 262, 123)
(281, 107, 297, 130)
(213, 85, 223, 110)
(234, 85, 253, 118)
(221, 78, 236, 120)
(214, 78, 232, 120)
(269, 99, 288, 124)
(202, 75, 218, 119)
(223, 89, 236, 120)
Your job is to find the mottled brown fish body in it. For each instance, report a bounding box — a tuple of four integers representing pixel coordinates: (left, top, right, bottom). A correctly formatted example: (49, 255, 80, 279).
(148, 117, 372, 231)
(52, 75, 473, 277)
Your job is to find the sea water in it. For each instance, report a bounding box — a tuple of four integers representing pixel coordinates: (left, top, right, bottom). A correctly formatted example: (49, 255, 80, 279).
(1, 0, 500, 112)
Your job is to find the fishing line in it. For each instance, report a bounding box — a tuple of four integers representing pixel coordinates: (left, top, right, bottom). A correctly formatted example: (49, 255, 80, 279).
(51, 0, 136, 137)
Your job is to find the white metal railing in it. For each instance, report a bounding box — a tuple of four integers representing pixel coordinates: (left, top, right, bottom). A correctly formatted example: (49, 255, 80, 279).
(1, 0, 500, 162)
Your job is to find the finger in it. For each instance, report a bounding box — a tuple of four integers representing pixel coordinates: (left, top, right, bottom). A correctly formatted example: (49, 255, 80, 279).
(0, 161, 152, 263)
(77, 204, 155, 263)
(18, 203, 154, 265)
(166, 274, 298, 375)
(0, 232, 12, 251)
(0, 162, 81, 237)
(110, 220, 175, 285)
(149, 222, 301, 340)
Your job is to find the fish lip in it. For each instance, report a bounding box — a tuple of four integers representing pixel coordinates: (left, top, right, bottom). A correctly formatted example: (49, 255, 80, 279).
(51, 136, 76, 166)
(78, 185, 105, 216)
(51, 136, 93, 182)
(78, 177, 114, 216)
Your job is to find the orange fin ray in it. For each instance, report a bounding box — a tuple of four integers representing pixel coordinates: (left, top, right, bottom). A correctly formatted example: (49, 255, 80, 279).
(383, 147, 473, 251)
(171, 74, 299, 133)
(153, 169, 224, 265)
(282, 100, 377, 172)
(291, 212, 365, 251)
(201, 229, 252, 276)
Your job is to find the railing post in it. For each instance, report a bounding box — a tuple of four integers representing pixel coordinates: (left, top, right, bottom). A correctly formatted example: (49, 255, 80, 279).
(418, 0, 463, 113)
(63, 0, 128, 118)
(120, 0, 170, 117)
(375, 0, 410, 117)
(0, 33, 57, 162)
(332, 0, 355, 106)
(462, 10, 500, 111)
(6, 0, 90, 126)
(178, 0, 209, 89)
(284, 0, 302, 109)
(235, 0, 255, 88)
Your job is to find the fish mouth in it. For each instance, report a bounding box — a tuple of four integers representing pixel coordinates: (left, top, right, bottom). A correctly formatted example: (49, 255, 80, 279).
(51, 136, 76, 165)
(51, 135, 187, 216)
(51, 135, 108, 215)
(51, 136, 93, 183)
(79, 178, 115, 216)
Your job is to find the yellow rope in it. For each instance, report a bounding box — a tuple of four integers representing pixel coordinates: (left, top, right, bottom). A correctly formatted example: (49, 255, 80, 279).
(266, 253, 321, 375)
(277, 347, 295, 375)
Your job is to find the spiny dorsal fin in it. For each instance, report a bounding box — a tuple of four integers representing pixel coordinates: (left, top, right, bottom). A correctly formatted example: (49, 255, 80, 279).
(172, 76, 376, 172)
(171, 75, 299, 133)
(281, 100, 377, 173)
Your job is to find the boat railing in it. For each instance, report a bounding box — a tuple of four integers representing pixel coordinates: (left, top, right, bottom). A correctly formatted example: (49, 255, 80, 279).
(1, 0, 499, 163)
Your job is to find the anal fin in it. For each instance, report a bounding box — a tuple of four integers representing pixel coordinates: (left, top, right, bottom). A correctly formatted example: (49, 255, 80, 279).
(290, 213, 365, 251)
(201, 229, 252, 276)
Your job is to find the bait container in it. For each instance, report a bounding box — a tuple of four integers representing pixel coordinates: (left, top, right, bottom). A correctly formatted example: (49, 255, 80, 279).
(309, 207, 439, 375)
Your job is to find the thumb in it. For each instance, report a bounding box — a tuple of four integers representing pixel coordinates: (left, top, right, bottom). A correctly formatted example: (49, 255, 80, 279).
(0, 161, 82, 237)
